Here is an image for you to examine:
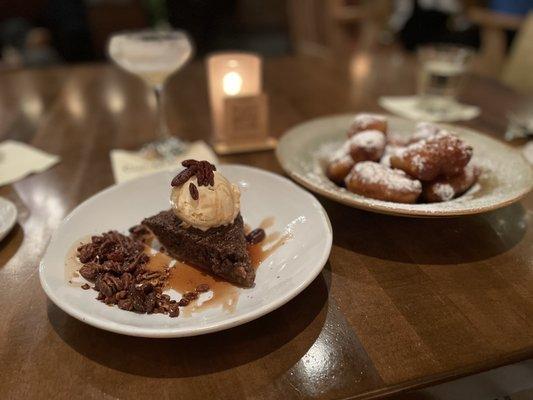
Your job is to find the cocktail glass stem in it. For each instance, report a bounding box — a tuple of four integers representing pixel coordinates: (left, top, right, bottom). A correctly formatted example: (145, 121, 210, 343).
(139, 83, 186, 158)
(153, 85, 170, 140)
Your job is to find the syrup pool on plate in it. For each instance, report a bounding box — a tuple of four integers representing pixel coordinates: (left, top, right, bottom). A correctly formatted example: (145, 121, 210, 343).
(65, 218, 290, 317)
(245, 217, 291, 269)
(143, 247, 239, 316)
(64, 235, 92, 286)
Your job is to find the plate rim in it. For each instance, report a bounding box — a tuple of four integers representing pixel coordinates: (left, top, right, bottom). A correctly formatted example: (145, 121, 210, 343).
(39, 164, 333, 338)
(0, 197, 18, 241)
(276, 113, 533, 217)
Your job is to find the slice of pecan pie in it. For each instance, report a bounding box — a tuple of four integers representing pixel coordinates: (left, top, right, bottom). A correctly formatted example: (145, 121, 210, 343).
(143, 211, 254, 287)
(142, 160, 255, 287)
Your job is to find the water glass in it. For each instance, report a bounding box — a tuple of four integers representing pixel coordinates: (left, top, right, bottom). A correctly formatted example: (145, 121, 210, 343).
(417, 45, 473, 114)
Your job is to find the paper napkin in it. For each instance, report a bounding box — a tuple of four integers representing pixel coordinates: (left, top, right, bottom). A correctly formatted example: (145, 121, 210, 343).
(110, 141, 218, 184)
(379, 96, 480, 122)
(0, 140, 60, 186)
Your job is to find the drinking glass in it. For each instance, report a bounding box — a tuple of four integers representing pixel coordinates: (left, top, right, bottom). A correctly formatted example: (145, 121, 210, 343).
(108, 29, 193, 158)
(417, 45, 473, 115)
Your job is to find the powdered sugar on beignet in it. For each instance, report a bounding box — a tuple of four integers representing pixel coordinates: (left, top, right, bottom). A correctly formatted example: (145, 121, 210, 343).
(391, 131, 472, 181)
(348, 130, 386, 162)
(347, 113, 388, 137)
(326, 142, 355, 184)
(423, 163, 480, 202)
(345, 161, 422, 203)
(410, 122, 442, 143)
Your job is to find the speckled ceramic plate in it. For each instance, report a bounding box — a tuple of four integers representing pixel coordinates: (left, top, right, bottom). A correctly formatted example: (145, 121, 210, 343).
(276, 114, 533, 217)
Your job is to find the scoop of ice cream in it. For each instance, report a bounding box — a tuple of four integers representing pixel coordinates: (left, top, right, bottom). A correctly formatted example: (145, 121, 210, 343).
(170, 171, 240, 231)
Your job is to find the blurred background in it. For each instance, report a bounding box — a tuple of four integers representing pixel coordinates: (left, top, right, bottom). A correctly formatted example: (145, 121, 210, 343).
(0, 0, 532, 88)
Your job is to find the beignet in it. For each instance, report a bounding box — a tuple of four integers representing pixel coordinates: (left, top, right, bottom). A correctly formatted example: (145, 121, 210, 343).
(326, 143, 354, 185)
(423, 163, 480, 202)
(348, 130, 386, 162)
(390, 131, 472, 181)
(345, 161, 422, 203)
(347, 113, 388, 137)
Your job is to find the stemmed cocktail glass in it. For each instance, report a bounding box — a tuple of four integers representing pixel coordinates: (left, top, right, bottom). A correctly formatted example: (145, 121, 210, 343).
(108, 30, 193, 158)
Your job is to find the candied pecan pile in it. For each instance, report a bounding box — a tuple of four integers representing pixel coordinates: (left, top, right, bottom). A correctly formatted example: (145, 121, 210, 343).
(77, 231, 211, 318)
(77, 231, 179, 316)
(171, 159, 217, 192)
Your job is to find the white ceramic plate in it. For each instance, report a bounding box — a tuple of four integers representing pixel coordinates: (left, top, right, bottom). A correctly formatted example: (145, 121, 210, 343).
(0, 197, 17, 242)
(39, 165, 332, 338)
(276, 114, 533, 217)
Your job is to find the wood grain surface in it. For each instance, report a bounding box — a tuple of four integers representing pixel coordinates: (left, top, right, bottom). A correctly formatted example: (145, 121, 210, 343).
(0, 51, 532, 400)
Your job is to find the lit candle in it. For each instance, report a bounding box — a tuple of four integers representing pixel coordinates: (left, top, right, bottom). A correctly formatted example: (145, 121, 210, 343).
(207, 52, 266, 150)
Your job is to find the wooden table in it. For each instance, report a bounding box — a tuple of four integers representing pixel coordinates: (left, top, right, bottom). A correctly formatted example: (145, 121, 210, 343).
(1, 52, 532, 400)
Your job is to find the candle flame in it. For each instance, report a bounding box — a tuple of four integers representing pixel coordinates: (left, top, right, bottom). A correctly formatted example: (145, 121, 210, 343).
(222, 71, 243, 96)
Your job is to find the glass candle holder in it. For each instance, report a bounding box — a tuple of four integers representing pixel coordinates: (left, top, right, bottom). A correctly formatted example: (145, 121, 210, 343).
(207, 52, 274, 154)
